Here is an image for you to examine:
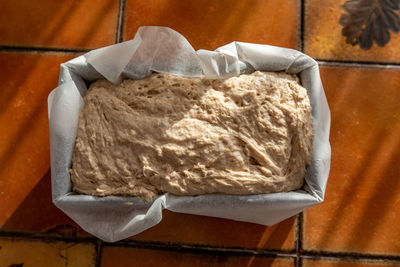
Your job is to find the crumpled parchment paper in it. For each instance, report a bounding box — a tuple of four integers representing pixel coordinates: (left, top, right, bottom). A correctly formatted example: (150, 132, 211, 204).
(48, 26, 331, 242)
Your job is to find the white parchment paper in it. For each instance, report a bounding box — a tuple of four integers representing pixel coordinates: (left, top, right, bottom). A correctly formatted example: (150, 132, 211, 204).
(48, 26, 331, 242)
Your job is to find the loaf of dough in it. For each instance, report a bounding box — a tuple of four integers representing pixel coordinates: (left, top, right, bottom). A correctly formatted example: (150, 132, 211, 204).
(70, 71, 313, 201)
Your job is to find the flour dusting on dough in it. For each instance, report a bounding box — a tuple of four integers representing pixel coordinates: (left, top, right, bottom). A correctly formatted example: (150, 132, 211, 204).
(70, 71, 313, 201)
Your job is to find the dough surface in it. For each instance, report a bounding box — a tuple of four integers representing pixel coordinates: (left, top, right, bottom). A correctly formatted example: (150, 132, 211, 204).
(70, 71, 313, 201)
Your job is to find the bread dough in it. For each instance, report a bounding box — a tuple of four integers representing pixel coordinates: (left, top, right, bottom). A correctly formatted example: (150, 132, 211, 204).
(70, 71, 313, 201)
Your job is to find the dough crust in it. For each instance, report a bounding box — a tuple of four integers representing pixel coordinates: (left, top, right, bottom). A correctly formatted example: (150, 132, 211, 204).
(70, 71, 313, 201)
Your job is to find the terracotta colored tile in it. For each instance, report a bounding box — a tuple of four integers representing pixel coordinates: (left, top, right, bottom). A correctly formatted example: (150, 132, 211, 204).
(303, 259, 400, 267)
(123, 0, 298, 50)
(0, 0, 118, 49)
(0, 237, 95, 267)
(102, 246, 293, 267)
(303, 66, 400, 254)
(305, 0, 400, 62)
(131, 210, 295, 250)
(0, 52, 89, 237)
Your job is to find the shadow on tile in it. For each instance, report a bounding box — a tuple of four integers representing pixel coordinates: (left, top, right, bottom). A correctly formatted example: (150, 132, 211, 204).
(123, 0, 299, 50)
(304, 67, 400, 254)
(0, 51, 296, 245)
(2, 169, 88, 237)
(0, 52, 83, 238)
(324, 135, 399, 251)
(3, 167, 295, 246)
(0, 0, 118, 49)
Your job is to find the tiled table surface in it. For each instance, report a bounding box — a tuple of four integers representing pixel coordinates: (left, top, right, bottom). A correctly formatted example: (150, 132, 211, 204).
(1, 0, 399, 266)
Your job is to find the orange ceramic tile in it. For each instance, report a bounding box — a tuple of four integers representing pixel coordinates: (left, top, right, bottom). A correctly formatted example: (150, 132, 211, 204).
(303, 259, 400, 267)
(0, 0, 118, 49)
(0, 52, 89, 237)
(102, 246, 294, 267)
(131, 210, 295, 250)
(123, 0, 299, 50)
(0, 237, 95, 267)
(305, 0, 400, 62)
(303, 66, 400, 254)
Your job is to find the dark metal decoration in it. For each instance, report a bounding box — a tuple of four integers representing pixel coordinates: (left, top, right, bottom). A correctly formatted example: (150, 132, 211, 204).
(340, 0, 400, 49)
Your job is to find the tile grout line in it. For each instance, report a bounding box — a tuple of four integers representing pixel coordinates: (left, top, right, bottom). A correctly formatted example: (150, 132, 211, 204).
(0, 45, 89, 54)
(113, 239, 297, 254)
(0, 230, 96, 243)
(2, 45, 400, 71)
(296, 213, 304, 251)
(1, 230, 400, 263)
(300, 256, 400, 265)
(0, 229, 291, 256)
(317, 59, 400, 69)
(296, 212, 304, 267)
(102, 240, 297, 259)
(296, 0, 301, 51)
(302, 250, 400, 263)
(301, 255, 400, 265)
(103, 239, 400, 264)
(297, 257, 303, 267)
(95, 238, 103, 267)
(299, 0, 305, 53)
(116, 0, 127, 43)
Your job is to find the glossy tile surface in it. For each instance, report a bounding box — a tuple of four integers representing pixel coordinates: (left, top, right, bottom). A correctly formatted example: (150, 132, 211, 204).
(123, 0, 299, 50)
(305, 0, 400, 62)
(2, 0, 400, 265)
(131, 210, 295, 250)
(102, 246, 294, 267)
(0, 237, 95, 267)
(0, 52, 88, 237)
(0, 0, 118, 49)
(303, 66, 400, 254)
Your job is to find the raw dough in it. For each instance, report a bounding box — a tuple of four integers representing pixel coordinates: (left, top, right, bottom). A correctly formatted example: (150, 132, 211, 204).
(70, 71, 313, 201)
